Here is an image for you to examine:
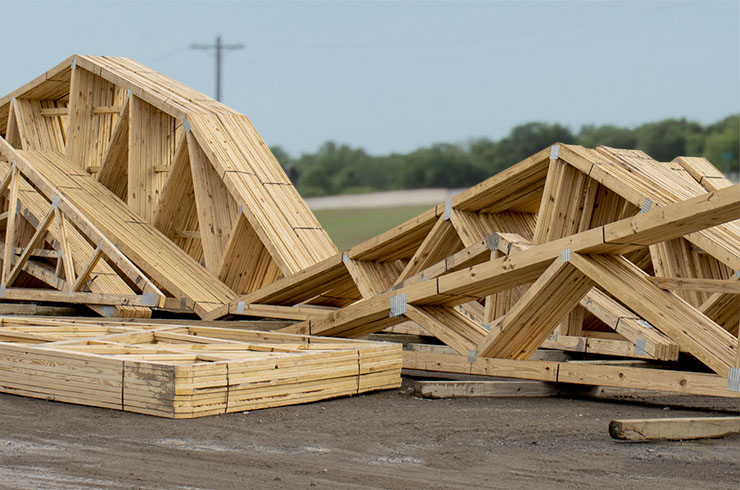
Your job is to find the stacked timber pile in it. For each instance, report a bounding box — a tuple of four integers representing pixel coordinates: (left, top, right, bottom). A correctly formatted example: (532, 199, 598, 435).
(0, 55, 337, 319)
(216, 146, 740, 400)
(0, 315, 401, 418)
(0, 55, 739, 414)
(0, 55, 400, 416)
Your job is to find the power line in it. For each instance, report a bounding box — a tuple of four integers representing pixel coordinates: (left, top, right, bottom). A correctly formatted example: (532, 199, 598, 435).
(191, 35, 244, 102)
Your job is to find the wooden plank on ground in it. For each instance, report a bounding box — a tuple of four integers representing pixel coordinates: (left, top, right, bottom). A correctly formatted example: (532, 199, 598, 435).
(608, 416, 740, 441)
(415, 380, 566, 398)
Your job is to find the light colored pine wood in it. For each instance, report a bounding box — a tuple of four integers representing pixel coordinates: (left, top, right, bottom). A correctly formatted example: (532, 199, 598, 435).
(0, 316, 402, 418)
(609, 416, 740, 441)
(477, 256, 594, 359)
(127, 95, 175, 222)
(187, 132, 239, 272)
(415, 380, 567, 398)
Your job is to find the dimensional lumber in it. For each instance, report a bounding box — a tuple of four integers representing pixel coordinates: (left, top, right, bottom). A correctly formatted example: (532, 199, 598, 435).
(246, 143, 740, 398)
(3, 55, 740, 402)
(403, 349, 740, 398)
(609, 417, 740, 441)
(414, 380, 569, 398)
(0, 315, 402, 418)
(0, 55, 338, 318)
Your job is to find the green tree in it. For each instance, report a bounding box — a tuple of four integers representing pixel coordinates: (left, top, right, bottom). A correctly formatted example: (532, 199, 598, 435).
(577, 124, 637, 149)
(702, 115, 739, 174)
(634, 118, 704, 162)
(395, 143, 488, 189)
(483, 122, 576, 174)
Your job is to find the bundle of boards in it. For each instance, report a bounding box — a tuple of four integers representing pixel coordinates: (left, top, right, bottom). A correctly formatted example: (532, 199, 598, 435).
(0, 56, 739, 417)
(0, 315, 401, 418)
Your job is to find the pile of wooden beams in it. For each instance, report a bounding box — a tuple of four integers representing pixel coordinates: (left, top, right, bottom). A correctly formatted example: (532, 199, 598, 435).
(1, 55, 739, 413)
(0, 55, 337, 319)
(0, 55, 404, 416)
(217, 146, 740, 399)
(0, 315, 401, 418)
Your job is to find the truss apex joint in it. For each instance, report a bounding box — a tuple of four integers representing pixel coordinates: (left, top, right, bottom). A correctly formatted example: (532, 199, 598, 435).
(183, 118, 191, 133)
(443, 199, 452, 221)
(549, 144, 560, 160)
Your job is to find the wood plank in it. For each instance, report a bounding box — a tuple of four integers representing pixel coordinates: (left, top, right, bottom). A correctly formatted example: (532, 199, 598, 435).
(187, 132, 239, 272)
(66, 66, 124, 172)
(96, 95, 129, 199)
(569, 253, 737, 377)
(415, 380, 568, 398)
(127, 96, 176, 222)
(403, 350, 740, 398)
(477, 255, 595, 359)
(609, 416, 740, 441)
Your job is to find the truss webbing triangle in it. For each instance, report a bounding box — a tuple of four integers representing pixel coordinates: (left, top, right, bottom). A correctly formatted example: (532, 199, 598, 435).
(0, 141, 235, 316)
(0, 145, 165, 311)
(0, 55, 338, 309)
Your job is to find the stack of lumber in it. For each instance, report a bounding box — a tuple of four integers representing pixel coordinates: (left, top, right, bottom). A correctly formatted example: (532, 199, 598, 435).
(219, 146, 740, 399)
(0, 55, 337, 320)
(2, 55, 740, 407)
(0, 315, 401, 418)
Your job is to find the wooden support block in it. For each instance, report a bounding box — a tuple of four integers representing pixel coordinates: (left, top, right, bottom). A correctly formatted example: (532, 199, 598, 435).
(343, 255, 401, 298)
(39, 107, 68, 117)
(93, 106, 123, 115)
(609, 416, 740, 441)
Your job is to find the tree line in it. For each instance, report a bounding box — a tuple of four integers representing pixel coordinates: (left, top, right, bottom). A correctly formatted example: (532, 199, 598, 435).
(271, 114, 739, 197)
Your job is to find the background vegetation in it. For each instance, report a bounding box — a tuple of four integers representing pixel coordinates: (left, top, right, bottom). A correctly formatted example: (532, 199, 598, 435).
(273, 114, 740, 197)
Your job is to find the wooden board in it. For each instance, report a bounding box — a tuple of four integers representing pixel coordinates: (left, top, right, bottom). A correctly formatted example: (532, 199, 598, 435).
(609, 416, 740, 441)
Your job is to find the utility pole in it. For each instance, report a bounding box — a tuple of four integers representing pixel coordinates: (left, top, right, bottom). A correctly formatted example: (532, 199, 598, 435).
(191, 35, 244, 101)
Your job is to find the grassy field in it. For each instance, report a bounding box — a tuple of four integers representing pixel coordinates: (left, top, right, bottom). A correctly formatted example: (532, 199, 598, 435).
(313, 204, 431, 251)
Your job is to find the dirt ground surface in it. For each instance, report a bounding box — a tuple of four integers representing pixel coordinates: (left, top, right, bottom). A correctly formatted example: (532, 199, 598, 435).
(1, 378, 739, 490)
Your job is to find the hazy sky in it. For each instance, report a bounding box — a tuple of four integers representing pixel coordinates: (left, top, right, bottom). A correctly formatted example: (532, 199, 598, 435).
(1, 0, 738, 155)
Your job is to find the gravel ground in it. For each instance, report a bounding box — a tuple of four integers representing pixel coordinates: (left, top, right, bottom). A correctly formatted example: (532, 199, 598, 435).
(0, 379, 738, 490)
